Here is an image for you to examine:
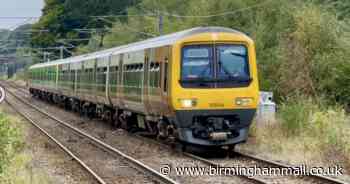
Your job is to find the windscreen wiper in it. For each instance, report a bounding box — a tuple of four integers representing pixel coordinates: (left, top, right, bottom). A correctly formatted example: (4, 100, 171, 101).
(179, 78, 216, 83)
(216, 76, 252, 83)
(179, 78, 213, 87)
(218, 61, 235, 78)
(180, 77, 251, 83)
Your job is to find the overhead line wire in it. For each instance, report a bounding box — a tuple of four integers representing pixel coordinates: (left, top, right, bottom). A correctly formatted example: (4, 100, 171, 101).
(95, 17, 157, 37)
(150, 0, 273, 18)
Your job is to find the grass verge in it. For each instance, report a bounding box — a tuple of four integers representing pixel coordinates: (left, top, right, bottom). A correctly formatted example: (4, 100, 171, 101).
(0, 107, 49, 184)
(246, 97, 350, 172)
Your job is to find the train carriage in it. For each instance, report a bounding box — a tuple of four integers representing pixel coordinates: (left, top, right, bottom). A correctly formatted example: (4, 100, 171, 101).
(29, 27, 259, 148)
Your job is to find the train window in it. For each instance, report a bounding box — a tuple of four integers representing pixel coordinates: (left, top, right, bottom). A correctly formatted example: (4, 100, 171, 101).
(138, 64, 143, 71)
(109, 66, 118, 93)
(96, 67, 107, 92)
(75, 70, 79, 89)
(155, 62, 160, 70)
(163, 63, 168, 92)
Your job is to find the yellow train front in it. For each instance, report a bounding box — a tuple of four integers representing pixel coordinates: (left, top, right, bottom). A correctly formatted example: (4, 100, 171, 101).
(168, 28, 259, 146)
(28, 27, 259, 148)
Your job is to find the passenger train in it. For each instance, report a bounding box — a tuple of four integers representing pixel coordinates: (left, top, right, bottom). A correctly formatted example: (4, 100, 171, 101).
(28, 27, 259, 149)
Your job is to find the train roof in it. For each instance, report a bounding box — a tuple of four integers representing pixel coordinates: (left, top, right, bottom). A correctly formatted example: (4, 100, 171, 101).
(29, 27, 248, 69)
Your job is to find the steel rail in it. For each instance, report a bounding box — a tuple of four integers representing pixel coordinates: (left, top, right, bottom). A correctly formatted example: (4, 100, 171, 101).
(3, 84, 178, 184)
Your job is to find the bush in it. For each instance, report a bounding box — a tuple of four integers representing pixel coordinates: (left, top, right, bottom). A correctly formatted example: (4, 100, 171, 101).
(251, 97, 350, 167)
(278, 97, 350, 161)
(279, 98, 314, 136)
(0, 153, 50, 184)
(308, 107, 350, 153)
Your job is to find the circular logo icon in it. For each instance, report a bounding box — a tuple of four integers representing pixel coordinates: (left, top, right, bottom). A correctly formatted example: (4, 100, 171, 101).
(0, 86, 6, 103)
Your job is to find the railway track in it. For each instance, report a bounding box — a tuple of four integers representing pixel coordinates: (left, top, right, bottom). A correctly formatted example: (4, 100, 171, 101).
(2, 84, 266, 184)
(3, 83, 178, 184)
(3, 81, 349, 184)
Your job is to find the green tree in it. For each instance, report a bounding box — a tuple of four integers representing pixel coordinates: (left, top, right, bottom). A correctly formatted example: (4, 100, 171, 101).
(31, 0, 139, 62)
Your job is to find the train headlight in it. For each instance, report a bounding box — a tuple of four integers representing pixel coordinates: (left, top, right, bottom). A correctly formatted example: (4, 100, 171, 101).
(235, 97, 254, 106)
(179, 99, 197, 108)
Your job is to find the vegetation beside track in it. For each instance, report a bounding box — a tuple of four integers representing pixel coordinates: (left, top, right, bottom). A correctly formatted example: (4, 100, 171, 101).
(0, 107, 49, 184)
(9, 71, 27, 82)
(248, 97, 350, 173)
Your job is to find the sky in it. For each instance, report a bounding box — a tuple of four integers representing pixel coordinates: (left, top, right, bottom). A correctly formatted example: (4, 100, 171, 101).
(0, 0, 44, 30)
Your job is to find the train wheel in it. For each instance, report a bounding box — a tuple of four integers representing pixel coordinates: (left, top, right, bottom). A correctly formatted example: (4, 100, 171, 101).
(105, 110, 113, 126)
(157, 119, 169, 139)
(88, 106, 96, 119)
(119, 113, 130, 131)
(112, 112, 120, 128)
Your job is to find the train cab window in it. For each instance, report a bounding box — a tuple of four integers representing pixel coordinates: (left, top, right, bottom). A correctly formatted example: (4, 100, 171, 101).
(216, 45, 249, 79)
(181, 45, 213, 80)
(181, 44, 251, 88)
